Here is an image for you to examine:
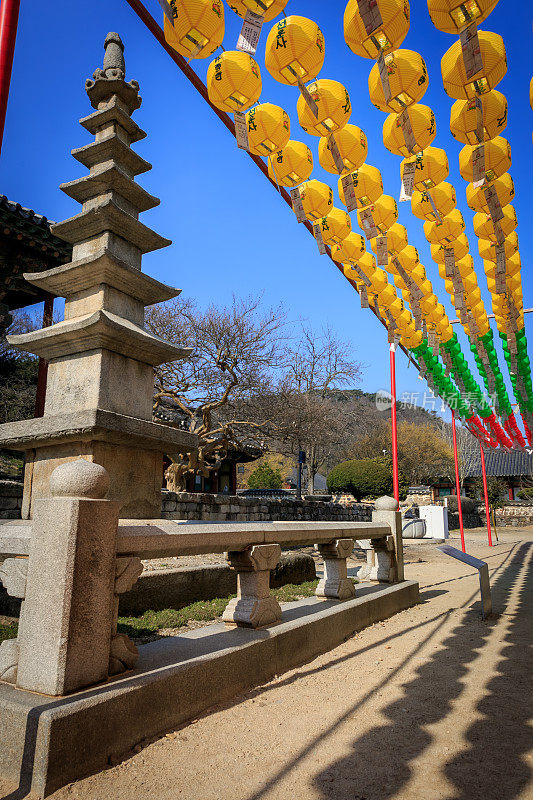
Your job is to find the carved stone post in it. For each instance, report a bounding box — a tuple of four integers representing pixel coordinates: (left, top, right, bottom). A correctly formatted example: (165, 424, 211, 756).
(0, 557, 28, 683)
(223, 544, 282, 629)
(12, 460, 120, 696)
(315, 538, 356, 600)
(109, 556, 143, 675)
(357, 535, 397, 583)
(371, 495, 404, 581)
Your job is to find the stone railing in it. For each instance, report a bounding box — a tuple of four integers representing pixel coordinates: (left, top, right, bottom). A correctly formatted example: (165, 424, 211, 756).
(0, 460, 403, 697)
(161, 491, 373, 522)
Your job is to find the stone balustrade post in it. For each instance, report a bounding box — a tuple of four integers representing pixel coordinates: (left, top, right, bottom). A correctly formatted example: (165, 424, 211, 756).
(357, 536, 397, 582)
(223, 544, 282, 629)
(369, 495, 404, 581)
(315, 538, 356, 600)
(3, 460, 120, 695)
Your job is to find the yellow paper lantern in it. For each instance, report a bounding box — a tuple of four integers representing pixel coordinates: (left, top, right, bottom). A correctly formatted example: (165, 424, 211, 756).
(267, 140, 313, 186)
(206, 51, 261, 112)
(466, 172, 514, 212)
(297, 79, 351, 136)
(371, 222, 408, 257)
(356, 251, 378, 281)
(411, 182, 456, 221)
(264, 16, 325, 86)
(459, 136, 511, 183)
(298, 179, 333, 221)
(478, 231, 518, 261)
(473, 204, 517, 242)
(343, 264, 366, 290)
(455, 254, 476, 279)
(441, 32, 507, 100)
(331, 232, 366, 264)
(393, 244, 420, 276)
(343, 0, 410, 59)
(358, 194, 398, 235)
(427, 0, 500, 33)
(484, 252, 521, 279)
(228, 0, 287, 22)
(368, 50, 428, 113)
(245, 103, 290, 156)
(383, 104, 436, 157)
(401, 146, 449, 191)
(450, 90, 507, 145)
(431, 233, 469, 264)
(318, 207, 352, 246)
(318, 124, 368, 174)
(424, 209, 465, 245)
(338, 163, 383, 209)
(164, 0, 225, 59)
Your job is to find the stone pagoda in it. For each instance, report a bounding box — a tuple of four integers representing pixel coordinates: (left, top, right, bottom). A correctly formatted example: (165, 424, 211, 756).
(0, 32, 196, 518)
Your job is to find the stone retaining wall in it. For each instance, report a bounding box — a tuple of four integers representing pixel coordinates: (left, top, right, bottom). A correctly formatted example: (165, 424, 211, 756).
(161, 491, 373, 522)
(0, 480, 23, 519)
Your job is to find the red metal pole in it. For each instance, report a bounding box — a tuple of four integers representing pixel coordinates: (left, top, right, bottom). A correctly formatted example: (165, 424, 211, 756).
(0, 0, 20, 156)
(390, 342, 399, 508)
(34, 293, 54, 418)
(479, 443, 493, 547)
(451, 409, 466, 552)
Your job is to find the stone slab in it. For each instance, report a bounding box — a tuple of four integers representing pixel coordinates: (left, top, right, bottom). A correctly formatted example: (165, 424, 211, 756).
(0, 580, 419, 796)
(25, 251, 180, 306)
(0, 408, 197, 454)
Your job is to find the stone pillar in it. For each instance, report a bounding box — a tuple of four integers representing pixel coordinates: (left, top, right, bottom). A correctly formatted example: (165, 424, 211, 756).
(315, 539, 356, 600)
(371, 495, 404, 581)
(109, 556, 143, 675)
(357, 536, 397, 582)
(223, 544, 282, 629)
(13, 460, 120, 696)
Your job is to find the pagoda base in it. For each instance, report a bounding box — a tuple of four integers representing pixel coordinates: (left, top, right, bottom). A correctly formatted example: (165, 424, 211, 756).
(0, 409, 196, 519)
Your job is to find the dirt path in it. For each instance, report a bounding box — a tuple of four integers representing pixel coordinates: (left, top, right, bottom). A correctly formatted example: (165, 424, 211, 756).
(2, 530, 532, 800)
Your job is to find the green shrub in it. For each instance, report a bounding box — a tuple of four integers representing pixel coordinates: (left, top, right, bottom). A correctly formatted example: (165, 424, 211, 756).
(326, 457, 408, 501)
(248, 462, 283, 490)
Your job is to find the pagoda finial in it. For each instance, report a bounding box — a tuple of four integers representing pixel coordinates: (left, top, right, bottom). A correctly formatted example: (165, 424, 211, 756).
(103, 32, 125, 80)
(85, 32, 141, 114)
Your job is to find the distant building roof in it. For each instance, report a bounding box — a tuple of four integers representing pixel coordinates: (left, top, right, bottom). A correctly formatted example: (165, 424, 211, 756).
(462, 449, 533, 479)
(0, 195, 72, 319)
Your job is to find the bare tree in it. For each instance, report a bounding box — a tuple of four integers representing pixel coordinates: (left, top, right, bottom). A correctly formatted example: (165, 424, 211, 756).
(272, 325, 362, 493)
(146, 295, 287, 490)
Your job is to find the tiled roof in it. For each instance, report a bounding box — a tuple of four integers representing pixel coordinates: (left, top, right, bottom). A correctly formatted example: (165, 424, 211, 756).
(463, 448, 533, 478)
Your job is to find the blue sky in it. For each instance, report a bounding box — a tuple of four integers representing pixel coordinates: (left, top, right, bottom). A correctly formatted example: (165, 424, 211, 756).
(1, 0, 531, 419)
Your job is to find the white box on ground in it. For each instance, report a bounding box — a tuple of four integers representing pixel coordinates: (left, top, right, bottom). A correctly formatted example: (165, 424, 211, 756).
(419, 505, 449, 540)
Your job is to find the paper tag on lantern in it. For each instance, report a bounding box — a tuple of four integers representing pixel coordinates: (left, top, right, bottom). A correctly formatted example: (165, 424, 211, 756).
(373, 299, 381, 319)
(360, 286, 369, 308)
(341, 174, 357, 212)
(474, 95, 484, 143)
(455, 290, 464, 311)
(484, 185, 504, 222)
(328, 134, 345, 174)
(460, 22, 483, 80)
(508, 333, 518, 355)
(356, 0, 383, 35)
(399, 108, 417, 154)
(432, 340, 440, 358)
(157, 0, 174, 22)
(494, 220, 506, 246)
(444, 248, 455, 278)
(353, 265, 371, 287)
(427, 330, 436, 348)
(313, 223, 327, 255)
(290, 187, 306, 223)
(427, 192, 442, 223)
(234, 111, 250, 151)
(400, 162, 416, 201)
(377, 51, 392, 103)
(237, 10, 264, 55)
(376, 235, 388, 265)
(359, 207, 379, 239)
(388, 327, 396, 344)
(495, 244, 506, 293)
(297, 77, 319, 119)
(472, 145, 485, 188)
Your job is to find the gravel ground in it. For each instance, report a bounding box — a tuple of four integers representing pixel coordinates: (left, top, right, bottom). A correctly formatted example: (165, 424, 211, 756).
(2, 528, 532, 800)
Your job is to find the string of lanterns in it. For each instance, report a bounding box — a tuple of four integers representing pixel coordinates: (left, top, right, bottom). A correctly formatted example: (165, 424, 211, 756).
(160, 0, 528, 449)
(343, 0, 515, 446)
(427, 0, 532, 444)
